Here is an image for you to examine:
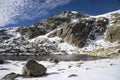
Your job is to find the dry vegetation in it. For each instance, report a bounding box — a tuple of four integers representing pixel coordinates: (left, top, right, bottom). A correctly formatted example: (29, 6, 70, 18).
(86, 45, 120, 58)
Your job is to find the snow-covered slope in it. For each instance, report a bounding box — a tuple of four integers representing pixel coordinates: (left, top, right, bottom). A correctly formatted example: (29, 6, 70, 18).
(0, 10, 120, 56)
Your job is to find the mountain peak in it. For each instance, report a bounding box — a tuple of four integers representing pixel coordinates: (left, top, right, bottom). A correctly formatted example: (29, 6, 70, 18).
(58, 10, 88, 18)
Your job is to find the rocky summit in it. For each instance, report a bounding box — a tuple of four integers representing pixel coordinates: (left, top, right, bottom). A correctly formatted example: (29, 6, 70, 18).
(0, 10, 120, 56)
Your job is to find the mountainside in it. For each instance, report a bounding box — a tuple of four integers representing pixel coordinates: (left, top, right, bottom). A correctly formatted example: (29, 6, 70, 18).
(0, 10, 120, 57)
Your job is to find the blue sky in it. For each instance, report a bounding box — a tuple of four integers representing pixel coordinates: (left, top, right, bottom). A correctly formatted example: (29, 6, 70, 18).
(0, 0, 120, 28)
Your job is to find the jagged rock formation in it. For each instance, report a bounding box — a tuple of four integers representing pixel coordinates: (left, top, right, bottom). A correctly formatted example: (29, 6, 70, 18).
(110, 12, 120, 24)
(95, 17, 109, 34)
(0, 29, 12, 42)
(17, 26, 47, 39)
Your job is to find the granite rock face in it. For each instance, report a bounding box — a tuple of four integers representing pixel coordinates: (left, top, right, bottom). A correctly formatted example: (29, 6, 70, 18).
(57, 21, 93, 48)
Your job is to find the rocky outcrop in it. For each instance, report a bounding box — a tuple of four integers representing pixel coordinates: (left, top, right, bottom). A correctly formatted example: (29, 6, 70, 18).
(17, 26, 47, 39)
(57, 19, 94, 48)
(105, 23, 120, 42)
(56, 16, 109, 48)
(17, 11, 89, 39)
(105, 12, 120, 43)
(0, 59, 4, 64)
(22, 59, 47, 77)
(59, 11, 88, 19)
(46, 58, 59, 64)
(95, 17, 109, 34)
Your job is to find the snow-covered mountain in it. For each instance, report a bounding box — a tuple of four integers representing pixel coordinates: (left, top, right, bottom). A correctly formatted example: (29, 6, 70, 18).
(0, 10, 120, 57)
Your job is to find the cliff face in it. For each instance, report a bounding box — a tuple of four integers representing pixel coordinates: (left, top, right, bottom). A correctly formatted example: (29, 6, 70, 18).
(0, 10, 120, 56)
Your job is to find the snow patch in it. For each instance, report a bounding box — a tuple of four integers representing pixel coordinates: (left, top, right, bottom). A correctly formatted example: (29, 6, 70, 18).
(82, 35, 119, 51)
(71, 11, 79, 14)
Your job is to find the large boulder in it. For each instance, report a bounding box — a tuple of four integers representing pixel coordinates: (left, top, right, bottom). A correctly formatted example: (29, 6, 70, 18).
(105, 23, 120, 42)
(57, 20, 93, 48)
(33, 16, 70, 32)
(22, 59, 47, 77)
(0, 29, 11, 41)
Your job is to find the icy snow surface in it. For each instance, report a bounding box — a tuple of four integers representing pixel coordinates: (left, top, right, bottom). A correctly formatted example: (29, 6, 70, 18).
(0, 58, 120, 80)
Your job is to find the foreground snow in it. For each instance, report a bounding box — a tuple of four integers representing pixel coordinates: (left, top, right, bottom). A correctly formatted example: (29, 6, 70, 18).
(0, 57, 120, 80)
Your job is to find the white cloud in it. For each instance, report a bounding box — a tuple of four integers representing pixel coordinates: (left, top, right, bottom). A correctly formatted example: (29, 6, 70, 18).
(0, 0, 71, 27)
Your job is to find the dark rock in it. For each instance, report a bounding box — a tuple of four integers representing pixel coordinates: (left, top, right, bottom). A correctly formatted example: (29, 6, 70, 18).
(95, 17, 109, 34)
(34, 17, 70, 31)
(68, 74, 77, 78)
(44, 17, 70, 30)
(17, 26, 47, 39)
(2, 72, 19, 80)
(22, 59, 47, 77)
(0, 59, 4, 64)
(57, 20, 93, 48)
(105, 23, 120, 42)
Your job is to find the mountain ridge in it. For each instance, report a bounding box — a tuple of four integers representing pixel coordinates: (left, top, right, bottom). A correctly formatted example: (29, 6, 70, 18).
(0, 10, 120, 57)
